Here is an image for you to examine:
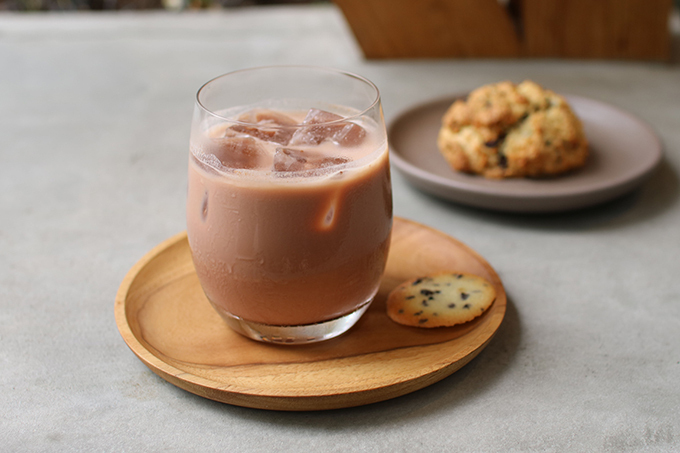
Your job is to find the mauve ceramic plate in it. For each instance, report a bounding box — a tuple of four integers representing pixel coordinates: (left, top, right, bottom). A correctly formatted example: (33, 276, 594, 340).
(388, 94, 663, 213)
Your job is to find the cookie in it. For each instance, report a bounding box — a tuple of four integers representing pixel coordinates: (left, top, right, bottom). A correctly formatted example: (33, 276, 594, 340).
(437, 80, 588, 179)
(386, 272, 496, 328)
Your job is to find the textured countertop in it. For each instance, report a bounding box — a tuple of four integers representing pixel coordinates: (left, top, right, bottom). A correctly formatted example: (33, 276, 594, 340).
(2, 5, 679, 452)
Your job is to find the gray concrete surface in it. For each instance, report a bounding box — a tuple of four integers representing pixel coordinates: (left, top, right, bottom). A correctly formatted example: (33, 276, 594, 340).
(1, 5, 679, 452)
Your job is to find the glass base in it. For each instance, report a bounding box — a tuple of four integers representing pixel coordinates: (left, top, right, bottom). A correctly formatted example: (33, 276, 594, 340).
(213, 301, 372, 344)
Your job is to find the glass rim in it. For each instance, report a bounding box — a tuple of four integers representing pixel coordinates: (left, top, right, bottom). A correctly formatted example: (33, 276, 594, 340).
(195, 65, 382, 127)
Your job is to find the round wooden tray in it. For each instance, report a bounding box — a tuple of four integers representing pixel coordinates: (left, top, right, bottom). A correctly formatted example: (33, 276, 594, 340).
(114, 217, 506, 411)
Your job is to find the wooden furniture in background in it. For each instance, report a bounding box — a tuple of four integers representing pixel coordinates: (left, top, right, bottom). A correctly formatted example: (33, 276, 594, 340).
(518, 0, 673, 60)
(333, 0, 521, 58)
(334, 0, 674, 60)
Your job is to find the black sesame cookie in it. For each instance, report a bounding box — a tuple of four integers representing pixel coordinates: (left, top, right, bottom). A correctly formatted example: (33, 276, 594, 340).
(437, 80, 588, 179)
(386, 272, 496, 328)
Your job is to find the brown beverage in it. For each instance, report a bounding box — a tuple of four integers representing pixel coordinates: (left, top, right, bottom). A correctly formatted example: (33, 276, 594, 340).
(187, 107, 392, 331)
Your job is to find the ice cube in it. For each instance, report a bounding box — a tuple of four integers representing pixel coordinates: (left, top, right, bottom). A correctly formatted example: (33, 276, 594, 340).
(206, 136, 267, 170)
(289, 109, 341, 145)
(304, 109, 343, 124)
(272, 147, 349, 173)
(289, 109, 366, 147)
(229, 109, 297, 145)
(332, 122, 366, 147)
(201, 191, 209, 222)
(208, 123, 237, 139)
(239, 109, 298, 126)
(272, 147, 308, 172)
(317, 156, 350, 168)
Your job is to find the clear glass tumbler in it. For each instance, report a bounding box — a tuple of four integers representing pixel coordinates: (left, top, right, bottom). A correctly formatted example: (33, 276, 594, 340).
(186, 66, 392, 344)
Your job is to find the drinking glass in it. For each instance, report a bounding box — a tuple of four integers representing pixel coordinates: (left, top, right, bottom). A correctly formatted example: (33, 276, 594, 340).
(186, 66, 392, 344)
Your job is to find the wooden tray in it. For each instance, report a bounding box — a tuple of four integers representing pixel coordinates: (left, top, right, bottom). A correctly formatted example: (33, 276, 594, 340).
(114, 217, 506, 411)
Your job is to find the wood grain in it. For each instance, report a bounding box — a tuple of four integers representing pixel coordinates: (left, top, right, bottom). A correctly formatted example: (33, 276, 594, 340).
(115, 217, 507, 411)
(334, 0, 520, 58)
(517, 0, 672, 60)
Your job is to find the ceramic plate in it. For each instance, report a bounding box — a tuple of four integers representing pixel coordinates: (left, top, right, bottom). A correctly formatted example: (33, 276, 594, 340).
(388, 94, 663, 213)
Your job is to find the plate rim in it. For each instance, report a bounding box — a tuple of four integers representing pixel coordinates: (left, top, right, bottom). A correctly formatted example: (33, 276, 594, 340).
(388, 93, 663, 210)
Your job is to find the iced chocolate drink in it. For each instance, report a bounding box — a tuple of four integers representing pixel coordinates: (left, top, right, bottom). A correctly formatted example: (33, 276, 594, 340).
(186, 67, 392, 344)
